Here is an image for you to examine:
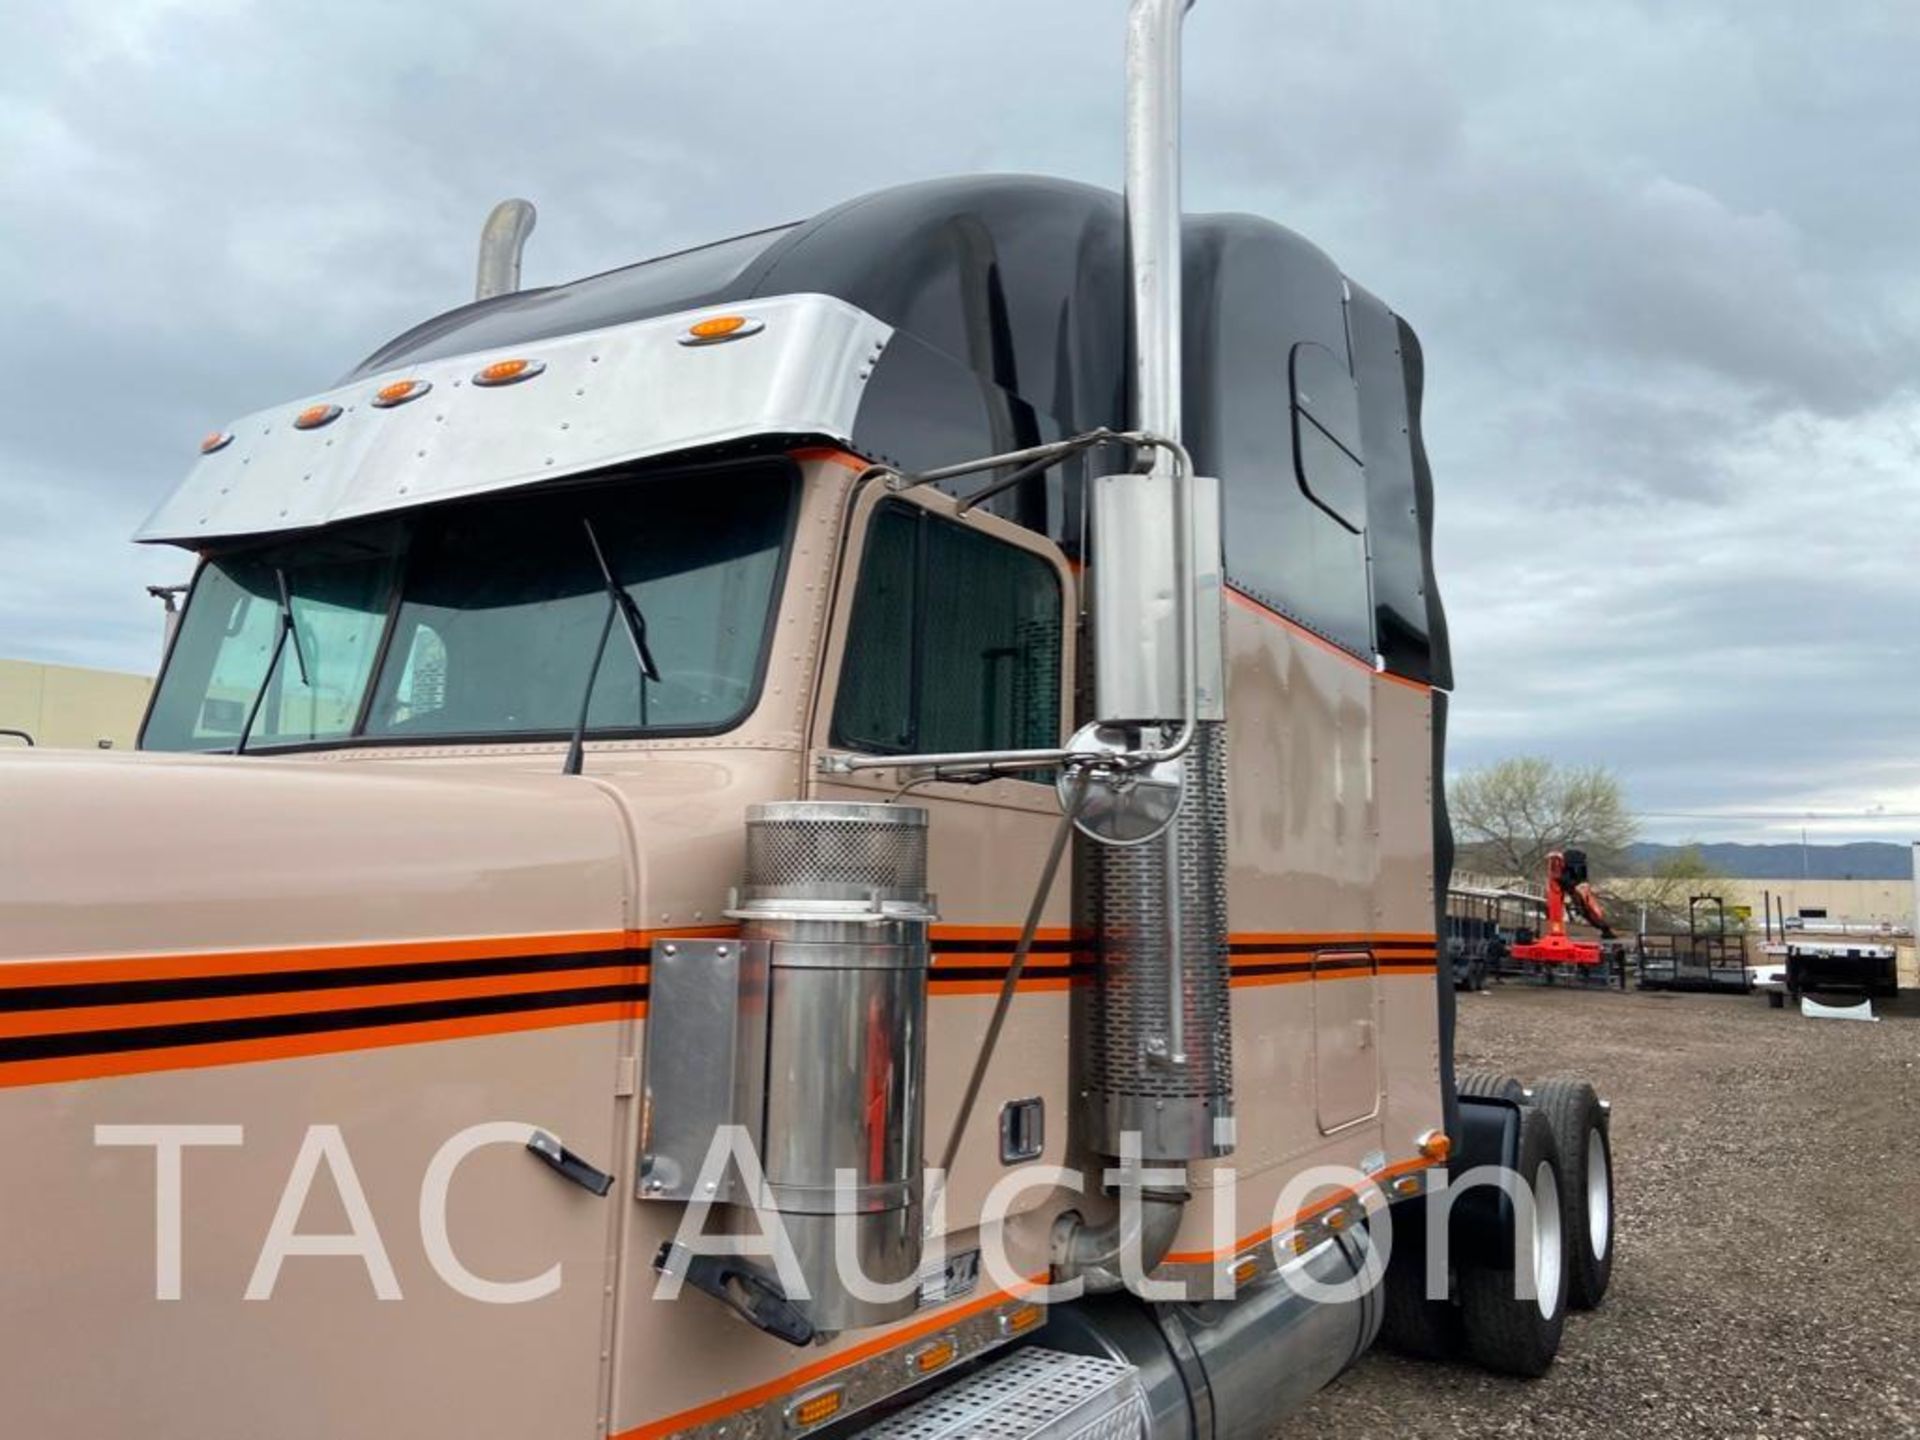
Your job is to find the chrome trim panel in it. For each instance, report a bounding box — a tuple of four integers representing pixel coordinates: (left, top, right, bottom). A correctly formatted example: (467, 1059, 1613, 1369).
(665, 1296, 1045, 1440)
(137, 293, 892, 543)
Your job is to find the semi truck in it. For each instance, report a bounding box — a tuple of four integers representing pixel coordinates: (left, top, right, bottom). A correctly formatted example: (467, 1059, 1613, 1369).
(0, 6, 1617, 1437)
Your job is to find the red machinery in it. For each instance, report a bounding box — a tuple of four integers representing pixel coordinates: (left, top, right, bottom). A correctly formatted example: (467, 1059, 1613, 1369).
(1510, 848, 1615, 965)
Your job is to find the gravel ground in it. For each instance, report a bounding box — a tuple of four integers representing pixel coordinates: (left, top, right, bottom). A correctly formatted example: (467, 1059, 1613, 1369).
(1290, 984, 1920, 1438)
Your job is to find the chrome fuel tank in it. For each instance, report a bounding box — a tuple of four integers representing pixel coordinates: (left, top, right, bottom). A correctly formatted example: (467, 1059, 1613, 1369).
(1040, 1230, 1381, 1440)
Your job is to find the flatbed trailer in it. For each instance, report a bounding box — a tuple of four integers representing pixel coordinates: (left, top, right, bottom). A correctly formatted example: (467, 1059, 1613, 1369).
(1784, 938, 1899, 1003)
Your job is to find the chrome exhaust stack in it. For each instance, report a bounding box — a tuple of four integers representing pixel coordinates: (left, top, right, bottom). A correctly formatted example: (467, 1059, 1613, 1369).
(474, 198, 537, 301)
(1073, 0, 1231, 1201)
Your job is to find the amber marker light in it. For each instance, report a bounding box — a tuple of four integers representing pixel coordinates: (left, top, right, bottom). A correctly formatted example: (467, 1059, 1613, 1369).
(908, 1339, 957, 1375)
(786, 1387, 844, 1431)
(472, 357, 545, 387)
(679, 313, 765, 346)
(1230, 1255, 1261, 1287)
(1418, 1130, 1452, 1163)
(292, 403, 342, 431)
(371, 378, 431, 408)
(999, 1302, 1045, 1337)
(199, 431, 234, 455)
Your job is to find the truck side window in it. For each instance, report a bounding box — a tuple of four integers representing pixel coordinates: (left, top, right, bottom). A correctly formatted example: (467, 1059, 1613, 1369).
(832, 502, 1062, 767)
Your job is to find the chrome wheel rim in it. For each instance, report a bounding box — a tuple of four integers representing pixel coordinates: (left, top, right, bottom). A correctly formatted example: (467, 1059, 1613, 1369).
(1532, 1159, 1563, 1320)
(1588, 1127, 1611, 1261)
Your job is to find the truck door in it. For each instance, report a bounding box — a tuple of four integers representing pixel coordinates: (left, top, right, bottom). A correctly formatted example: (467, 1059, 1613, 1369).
(808, 477, 1076, 1234)
(1312, 949, 1381, 1131)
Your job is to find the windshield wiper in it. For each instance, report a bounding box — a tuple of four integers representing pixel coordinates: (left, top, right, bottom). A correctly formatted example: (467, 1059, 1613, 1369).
(235, 568, 310, 755)
(562, 518, 661, 776)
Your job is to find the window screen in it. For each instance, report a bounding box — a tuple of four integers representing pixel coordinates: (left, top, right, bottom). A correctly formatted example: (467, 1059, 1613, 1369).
(832, 503, 1063, 765)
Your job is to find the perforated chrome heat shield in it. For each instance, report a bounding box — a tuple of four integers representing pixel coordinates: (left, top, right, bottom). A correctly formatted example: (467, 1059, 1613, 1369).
(740, 801, 931, 914)
(1079, 721, 1233, 1160)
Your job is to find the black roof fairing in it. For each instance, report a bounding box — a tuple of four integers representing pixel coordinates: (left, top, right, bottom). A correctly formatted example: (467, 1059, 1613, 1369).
(350, 175, 1448, 687)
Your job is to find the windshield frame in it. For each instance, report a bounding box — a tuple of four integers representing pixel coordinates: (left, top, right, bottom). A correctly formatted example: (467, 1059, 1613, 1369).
(137, 456, 803, 756)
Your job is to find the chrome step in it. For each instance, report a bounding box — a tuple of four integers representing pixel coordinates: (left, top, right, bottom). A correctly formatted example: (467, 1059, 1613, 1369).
(856, 1349, 1146, 1440)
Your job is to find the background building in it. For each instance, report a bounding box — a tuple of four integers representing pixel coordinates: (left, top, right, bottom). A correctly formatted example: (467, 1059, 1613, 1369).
(1717, 877, 1914, 932)
(0, 659, 152, 751)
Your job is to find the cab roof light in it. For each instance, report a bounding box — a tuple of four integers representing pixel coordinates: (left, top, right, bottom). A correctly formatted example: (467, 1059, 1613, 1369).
(292, 403, 342, 431)
(371, 378, 432, 408)
(472, 357, 545, 387)
(199, 431, 234, 455)
(679, 313, 765, 346)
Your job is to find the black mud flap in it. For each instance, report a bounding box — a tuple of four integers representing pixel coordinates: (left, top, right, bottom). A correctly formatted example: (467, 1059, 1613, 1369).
(1447, 1095, 1523, 1269)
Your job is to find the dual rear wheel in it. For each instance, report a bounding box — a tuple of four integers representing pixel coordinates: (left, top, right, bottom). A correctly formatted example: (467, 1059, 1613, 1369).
(1379, 1071, 1613, 1378)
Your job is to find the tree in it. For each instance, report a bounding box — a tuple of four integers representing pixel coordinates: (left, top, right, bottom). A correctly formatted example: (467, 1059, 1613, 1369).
(1448, 757, 1635, 881)
(1604, 846, 1730, 933)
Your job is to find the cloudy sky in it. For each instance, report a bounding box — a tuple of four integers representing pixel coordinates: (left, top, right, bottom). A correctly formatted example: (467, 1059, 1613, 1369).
(3, 1, 1916, 845)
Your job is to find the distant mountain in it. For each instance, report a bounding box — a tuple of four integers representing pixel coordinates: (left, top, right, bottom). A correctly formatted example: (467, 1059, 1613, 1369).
(1627, 841, 1913, 881)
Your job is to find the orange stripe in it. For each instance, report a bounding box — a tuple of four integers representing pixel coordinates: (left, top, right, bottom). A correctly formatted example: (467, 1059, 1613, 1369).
(930, 925, 1077, 942)
(931, 959, 1080, 973)
(0, 925, 739, 992)
(0, 965, 642, 1040)
(1230, 965, 1434, 989)
(1229, 949, 1435, 965)
(929, 977, 1073, 995)
(1162, 1156, 1433, 1263)
(0, 925, 1430, 1085)
(616, 1273, 1048, 1440)
(0, 926, 1411, 989)
(0, 999, 641, 1091)
(788, 445, 871, 473)
(1231, 931, 1436, 945)
(1376, 667, 1432, 695)
(1226, 586, 1434, 694)
(0, 930, 631, 991)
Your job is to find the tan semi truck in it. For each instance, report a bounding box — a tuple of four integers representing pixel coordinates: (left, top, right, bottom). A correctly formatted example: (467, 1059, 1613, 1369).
(0, 6, 1616, 1437)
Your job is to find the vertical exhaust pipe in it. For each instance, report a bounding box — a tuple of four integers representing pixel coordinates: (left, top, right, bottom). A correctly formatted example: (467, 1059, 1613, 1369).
(475, 198, 537, 301)
(1064, 0, 1232, 1290)
(1125, 0, 1192, 473)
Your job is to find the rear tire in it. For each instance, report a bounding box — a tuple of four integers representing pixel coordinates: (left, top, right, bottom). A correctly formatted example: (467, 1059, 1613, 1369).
(1531, 1078, 1614, 1310)
(1457, 1069, 1526, 1103)
(1382, 1244, 1451, 1359)
(1460, 1107, 1569, 1378)
(1767, 990, 1785, 1009)
(1377, 1228, 1462, 1361)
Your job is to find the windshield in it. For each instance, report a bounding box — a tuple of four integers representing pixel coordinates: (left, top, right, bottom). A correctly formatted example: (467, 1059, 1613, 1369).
(143, 465, 795, 752)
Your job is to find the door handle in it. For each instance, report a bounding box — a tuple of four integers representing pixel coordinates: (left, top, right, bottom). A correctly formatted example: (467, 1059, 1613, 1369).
(526, 1129, 615, 1196)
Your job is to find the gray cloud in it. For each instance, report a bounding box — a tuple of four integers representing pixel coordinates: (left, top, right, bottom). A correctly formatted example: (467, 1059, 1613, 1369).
(2, 0, 1916, 841)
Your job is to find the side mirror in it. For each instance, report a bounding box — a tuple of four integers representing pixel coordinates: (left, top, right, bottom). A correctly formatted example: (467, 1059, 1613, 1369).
(1057, 721, 1184, 847)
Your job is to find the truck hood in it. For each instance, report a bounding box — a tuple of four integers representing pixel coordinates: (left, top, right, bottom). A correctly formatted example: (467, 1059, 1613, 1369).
(0, 748, 644, 964)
